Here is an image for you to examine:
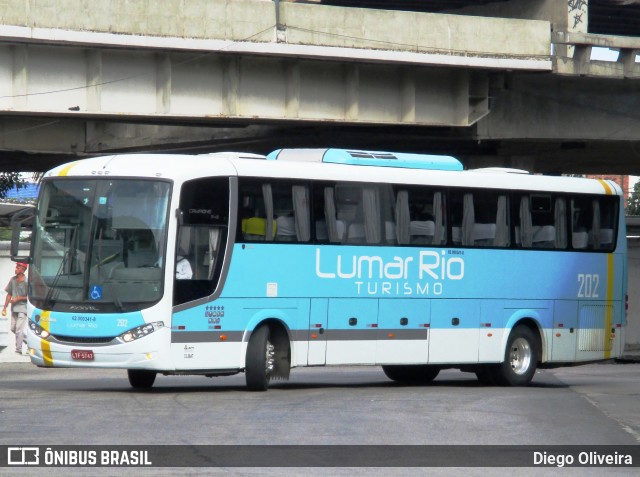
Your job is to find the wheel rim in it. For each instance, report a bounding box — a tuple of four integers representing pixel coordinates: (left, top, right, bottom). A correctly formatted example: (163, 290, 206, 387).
(509, 337, 532, 375)
(265, 340, 275, 375)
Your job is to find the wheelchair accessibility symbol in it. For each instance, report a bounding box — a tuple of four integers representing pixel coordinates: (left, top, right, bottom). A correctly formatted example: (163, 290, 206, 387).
(89, 285, 103, 300)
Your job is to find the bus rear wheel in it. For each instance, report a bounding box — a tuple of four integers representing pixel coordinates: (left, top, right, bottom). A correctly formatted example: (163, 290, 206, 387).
(127, 369, 156, 389)
(382, 365, 440, 385)
(493, 325, 538, 386)
(245, 325, 275, 391)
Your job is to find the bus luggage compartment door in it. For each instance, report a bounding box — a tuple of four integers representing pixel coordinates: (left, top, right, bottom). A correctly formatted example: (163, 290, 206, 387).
(377, 299, 430, 365)
(429, 299, 480, 364)
(326, 298, 378, 365)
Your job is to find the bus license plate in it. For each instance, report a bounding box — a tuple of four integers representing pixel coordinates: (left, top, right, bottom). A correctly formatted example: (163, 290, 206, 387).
(71, 350, 94, 361)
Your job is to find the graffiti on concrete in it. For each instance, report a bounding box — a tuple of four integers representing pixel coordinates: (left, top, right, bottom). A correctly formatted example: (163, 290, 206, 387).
(568, 0, 588, 30)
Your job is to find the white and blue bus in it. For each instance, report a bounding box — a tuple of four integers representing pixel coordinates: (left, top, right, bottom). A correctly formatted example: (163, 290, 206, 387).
(12, 149, 627, 390)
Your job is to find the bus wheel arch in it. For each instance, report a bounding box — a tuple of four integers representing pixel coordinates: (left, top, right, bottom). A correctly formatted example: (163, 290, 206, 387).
(494, 320, 541, 386)
(245, 319, 291, 391)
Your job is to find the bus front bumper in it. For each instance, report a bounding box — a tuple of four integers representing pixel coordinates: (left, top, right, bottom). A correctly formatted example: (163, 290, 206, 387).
(26, 327, 170, 370)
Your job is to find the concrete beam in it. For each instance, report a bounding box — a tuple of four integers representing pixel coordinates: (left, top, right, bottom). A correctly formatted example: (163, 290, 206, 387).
(0, 41, 493, 127)
(0, 0, 551, 65)
(553, 32, 640, 78)
(475, 73, 640, 143)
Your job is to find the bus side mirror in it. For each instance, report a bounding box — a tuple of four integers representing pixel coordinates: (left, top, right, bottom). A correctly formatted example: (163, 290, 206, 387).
(10, 206, 35, 262)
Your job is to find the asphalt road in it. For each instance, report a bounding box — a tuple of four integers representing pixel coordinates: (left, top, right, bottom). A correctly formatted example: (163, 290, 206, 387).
(1, 362, 639, 476)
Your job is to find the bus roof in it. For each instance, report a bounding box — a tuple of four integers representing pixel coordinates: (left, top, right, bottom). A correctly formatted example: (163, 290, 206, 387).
(44, 152, 622, 197)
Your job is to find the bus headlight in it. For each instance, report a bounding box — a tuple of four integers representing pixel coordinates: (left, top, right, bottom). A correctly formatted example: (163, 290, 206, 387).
(29, 320, 50, 339)
(118, 321, 164, 343)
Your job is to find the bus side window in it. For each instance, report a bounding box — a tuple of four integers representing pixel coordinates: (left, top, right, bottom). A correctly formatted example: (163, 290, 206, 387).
(571, 197, 592, 250)
(395, 187, 443, 246)
(597, 197, 617, 250)
(588, 196, 617, 251)
(239, 182, 276, 242)
(529, 195, 557, 249)
(272, 182, 311, 243)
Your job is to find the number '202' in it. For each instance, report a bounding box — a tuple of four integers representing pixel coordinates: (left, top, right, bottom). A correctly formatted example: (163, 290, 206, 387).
(577, 274, 599, 298)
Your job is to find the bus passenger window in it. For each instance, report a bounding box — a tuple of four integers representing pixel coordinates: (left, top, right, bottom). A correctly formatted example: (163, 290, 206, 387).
(272, 182, 311, 242)
(239, 182, 276, 241)
(529, 194, 562, 249)
(571, 197, 592, 250)
(395, 188, 440, 246)
(596, 197, 617, 250)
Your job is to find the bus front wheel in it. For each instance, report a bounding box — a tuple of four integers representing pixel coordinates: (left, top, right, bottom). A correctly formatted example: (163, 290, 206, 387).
(382, 365, 440, 385)
(494, 325, 538, 386)
(245, 325, 274, 391)
(127, 369, 156, 389)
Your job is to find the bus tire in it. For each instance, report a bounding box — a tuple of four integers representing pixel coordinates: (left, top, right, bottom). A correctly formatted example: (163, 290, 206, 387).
(127, 369, 156, 389)
(494, 325, 538, 386)
(382, 365, 440, 385)
(245, 325, 274, 391)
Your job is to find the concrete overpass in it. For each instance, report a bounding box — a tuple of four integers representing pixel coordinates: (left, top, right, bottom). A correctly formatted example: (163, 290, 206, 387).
(0, 0, 637, 174)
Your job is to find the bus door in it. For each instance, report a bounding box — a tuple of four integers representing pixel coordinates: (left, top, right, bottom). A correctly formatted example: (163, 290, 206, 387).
(308, 299, 328, 365)
(326, 298, 378, 365)
(429, 299, 480, 364)
(377, 299, 430, 364)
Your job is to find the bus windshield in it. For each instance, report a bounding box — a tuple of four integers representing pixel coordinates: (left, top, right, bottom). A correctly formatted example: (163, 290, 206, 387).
(30, 179, 171, 312)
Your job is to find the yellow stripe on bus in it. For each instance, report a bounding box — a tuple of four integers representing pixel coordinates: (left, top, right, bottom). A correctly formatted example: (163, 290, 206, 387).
(39, 310, 54, 367)
(605, 253, 614, 359)
(58, 162, 79, 176)
(597, 179, 613, 195)
(596, 179, 615, 357)
(41, 339, 53, 367)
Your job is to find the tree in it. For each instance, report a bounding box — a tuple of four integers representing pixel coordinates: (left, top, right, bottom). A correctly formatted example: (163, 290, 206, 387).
(0, 172, 27, 199)
(626, 180, 640, 216)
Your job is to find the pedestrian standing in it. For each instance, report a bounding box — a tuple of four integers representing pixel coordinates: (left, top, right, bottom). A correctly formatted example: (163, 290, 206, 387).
(2, 262, 28, 354)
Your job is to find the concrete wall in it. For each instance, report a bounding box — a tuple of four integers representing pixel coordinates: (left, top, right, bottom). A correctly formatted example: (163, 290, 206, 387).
(453, 0, 570, 31)
(0, 0, 550, 59)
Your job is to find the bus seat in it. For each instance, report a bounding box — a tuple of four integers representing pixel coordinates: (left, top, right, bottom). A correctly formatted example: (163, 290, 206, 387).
(347, 222, 365, 243)
(532, 225, 555, 248)
(276, 216, 296, 241)
(599, 228, 614, 246)
(473, 223, 496, 246)
(452, 226, 461, 245)
(409, 220, 435, 244)
(335, 220, 347, 242)
(572, 229, 589, 249)
(315, 220, 328, 241)
(587, 228, 615, 248)
(316, 219, 347, 242)
(385, 221, 396, 244)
